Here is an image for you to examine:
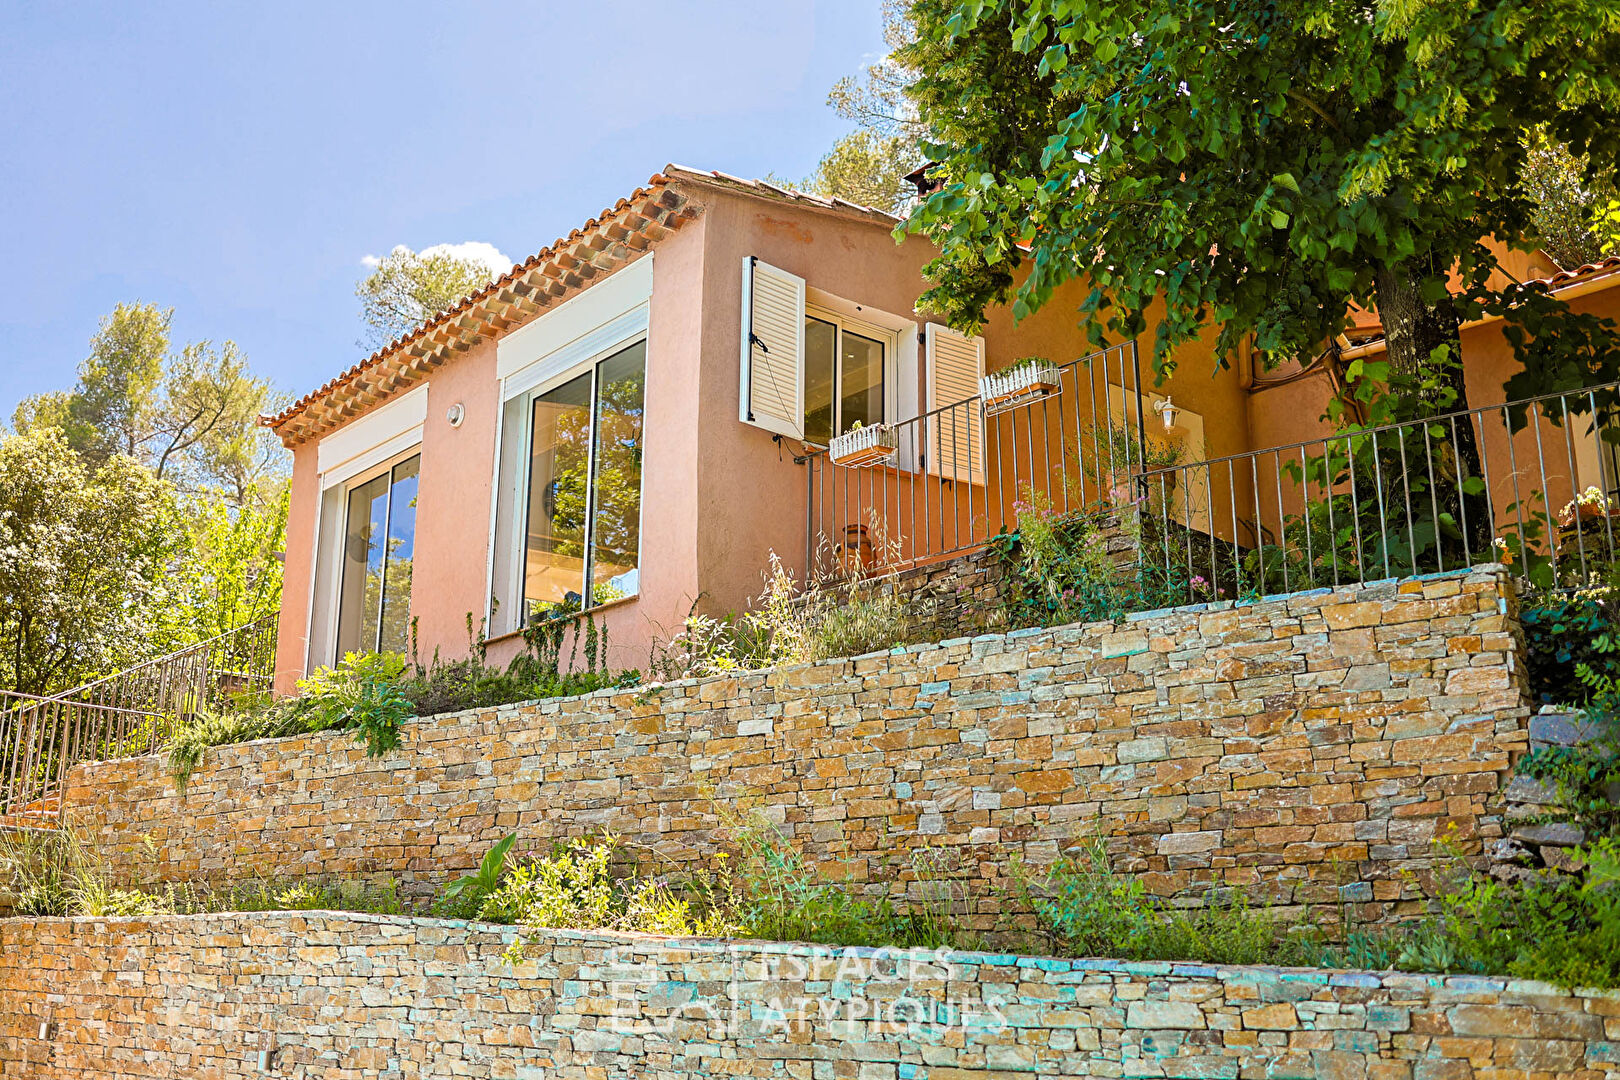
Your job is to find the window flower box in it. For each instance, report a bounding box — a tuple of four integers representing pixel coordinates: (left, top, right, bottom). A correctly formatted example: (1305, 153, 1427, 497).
(980, 360, 1062, 413)
(828, 424, 898, 467)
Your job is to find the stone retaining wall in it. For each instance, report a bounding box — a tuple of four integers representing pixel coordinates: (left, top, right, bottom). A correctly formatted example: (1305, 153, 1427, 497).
(3, 911, 1616, 1079)
(68, 567, 1531, 926)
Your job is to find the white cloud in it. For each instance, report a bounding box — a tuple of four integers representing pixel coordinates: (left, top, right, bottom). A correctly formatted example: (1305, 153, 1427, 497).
(358, 241, 513, 277)
(420, 241, 513, 277)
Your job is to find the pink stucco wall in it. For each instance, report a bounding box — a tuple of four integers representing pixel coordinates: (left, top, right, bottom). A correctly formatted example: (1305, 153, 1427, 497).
(272, 442, 320, 696)
(413, 338, 499, 662)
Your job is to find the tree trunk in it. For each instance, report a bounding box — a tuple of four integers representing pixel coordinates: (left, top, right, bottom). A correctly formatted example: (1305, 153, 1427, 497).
(1373, 261, 1493, 565)
(1374, 263, 1465, 396)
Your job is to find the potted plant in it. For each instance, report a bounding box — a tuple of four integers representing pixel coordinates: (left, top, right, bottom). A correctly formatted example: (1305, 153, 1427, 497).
(980, 356, 1062, 412)
(828, 421, 898, 467)
(1557, 486, 1615, 528)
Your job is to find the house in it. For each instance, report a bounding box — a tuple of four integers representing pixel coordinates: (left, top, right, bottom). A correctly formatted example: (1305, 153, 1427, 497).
(264, 164, 1620, 690)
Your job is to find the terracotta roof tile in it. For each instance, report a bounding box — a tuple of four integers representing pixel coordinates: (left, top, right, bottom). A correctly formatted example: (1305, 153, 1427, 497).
(1536, 254, 1620, 289)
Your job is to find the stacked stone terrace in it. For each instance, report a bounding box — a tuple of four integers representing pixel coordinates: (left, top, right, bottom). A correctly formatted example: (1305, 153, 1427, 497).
(68, 565, 1530, 926)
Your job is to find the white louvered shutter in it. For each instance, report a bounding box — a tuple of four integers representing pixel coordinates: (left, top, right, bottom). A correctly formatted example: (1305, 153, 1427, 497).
(739, 256, 805, 438)
(925, 322, 985, 484)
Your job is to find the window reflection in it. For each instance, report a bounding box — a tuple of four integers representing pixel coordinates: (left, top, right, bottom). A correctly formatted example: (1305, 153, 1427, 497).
(336, 454, 420, 659)
(801, 314, 886, 443)
(523, 339, 646, 623)
(590, 342, 646, 606)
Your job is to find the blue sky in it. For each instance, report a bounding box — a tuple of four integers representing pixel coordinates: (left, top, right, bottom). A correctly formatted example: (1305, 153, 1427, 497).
(0, 1, 885, 417)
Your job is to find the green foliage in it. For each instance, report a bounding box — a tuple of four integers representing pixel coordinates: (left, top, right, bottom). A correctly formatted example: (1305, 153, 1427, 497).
(901, 0, 1620, 414)
(652, 549, 911, 680)
(435, 811, 974, 956)
(168, 705, 310, 794)
(1521, 133, 1620, 272)
(1521, 591, 1620, 706)
(791, 0, 924, 214)
(720, 807, 972, 950)
(1012, 838, 1324, 966)
(164, 636, 638, 790)
(356, 244, 503, 351)
(435, 833, 517, 919)
(11, 301, 283, 503)
(291, 651, 415, 758)
(0, 427, 188, 695)
(151, 487, 288, 652)
(1518, 630, 1620, 841)
(989, 488, 1191, 629)
(792, 129, 918, 214)
(1361, 842, 1620, 989)
(0, 823, 400, 918)
(451, 834, 740, 959)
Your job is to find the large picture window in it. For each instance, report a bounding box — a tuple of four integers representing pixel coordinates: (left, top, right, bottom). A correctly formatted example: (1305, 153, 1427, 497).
(336, 453, 419, 657)
(522, 338, 645, 622)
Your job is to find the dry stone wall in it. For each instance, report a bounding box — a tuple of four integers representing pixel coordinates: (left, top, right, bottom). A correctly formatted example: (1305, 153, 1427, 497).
(67, 567, 1531, 926)
(4, 910, 1617, 1080)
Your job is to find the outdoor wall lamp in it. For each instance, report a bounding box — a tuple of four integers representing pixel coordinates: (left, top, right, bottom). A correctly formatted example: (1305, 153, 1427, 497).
(1153, 396, 1179, 431)
(38, 1015, 56, 1040)
(446, 402, 466, 428)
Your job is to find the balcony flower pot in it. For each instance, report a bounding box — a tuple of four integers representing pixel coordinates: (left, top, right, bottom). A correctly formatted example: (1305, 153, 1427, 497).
(1557, 486, 1615, 528)
(828, 424, 898, 467)
(980, 360, 1062, 413)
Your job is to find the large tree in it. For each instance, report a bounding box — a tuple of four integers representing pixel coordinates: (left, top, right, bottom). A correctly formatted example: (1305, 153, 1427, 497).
(1521, 133, 1620, 271)
(901, 0, 1620, 417)
(0, 428, 185, 696)
(12, 303, 282, 505)
(356, 243, 507, 351)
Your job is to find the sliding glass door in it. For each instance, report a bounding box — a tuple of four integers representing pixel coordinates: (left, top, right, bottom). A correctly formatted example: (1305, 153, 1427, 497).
(336, 454, 420, 658)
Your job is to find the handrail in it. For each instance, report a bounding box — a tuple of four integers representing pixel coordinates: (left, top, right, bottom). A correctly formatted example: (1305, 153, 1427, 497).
(0, 689, 160, 718)
(0, 613, 280, 715)
(0, 613, 279, 819)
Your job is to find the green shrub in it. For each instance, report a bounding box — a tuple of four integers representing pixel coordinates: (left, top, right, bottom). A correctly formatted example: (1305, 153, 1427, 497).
(1521, 590, 1620, 705)
(651, 549, 912, 679)
(434, 833, 517, 919)
(990, 489, 1192, 629)
(448, 834, 739, 961)
(718, 806, 973, 950)
(437, 814, 975, 955)
(1011, 837, 1324, 966)
(0, 823, 401, 918)
(168, 705, 310, 793)
(165, 629, 640, 789)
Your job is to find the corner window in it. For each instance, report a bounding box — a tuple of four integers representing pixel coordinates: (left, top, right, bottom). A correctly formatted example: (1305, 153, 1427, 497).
(804, 312, 887, 446)
(336, 453, 419, 657)
(522, 338, 645, 622)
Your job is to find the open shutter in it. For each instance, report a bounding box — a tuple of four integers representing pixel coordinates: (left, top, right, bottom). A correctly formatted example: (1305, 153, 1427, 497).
(739, 256, 805, 438)
(925, 322, 985, 484)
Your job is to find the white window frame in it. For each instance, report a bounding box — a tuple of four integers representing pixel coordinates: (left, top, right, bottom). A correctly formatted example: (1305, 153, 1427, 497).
(801, 304, 901, 448)
(330, 447, 423, 660)
(493, 320, 650, 631)
(306, 386, 429, 672)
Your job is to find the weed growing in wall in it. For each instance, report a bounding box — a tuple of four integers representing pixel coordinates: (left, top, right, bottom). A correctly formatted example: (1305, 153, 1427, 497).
(649, 538, 912, 680)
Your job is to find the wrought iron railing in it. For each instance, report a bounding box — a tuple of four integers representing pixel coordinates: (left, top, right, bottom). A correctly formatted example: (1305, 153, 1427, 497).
(806, 347, 1620, 602)
(1134, 383, 1620, 604)
(804, 342, 1152, 576)
(0, 615, 278, 821)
